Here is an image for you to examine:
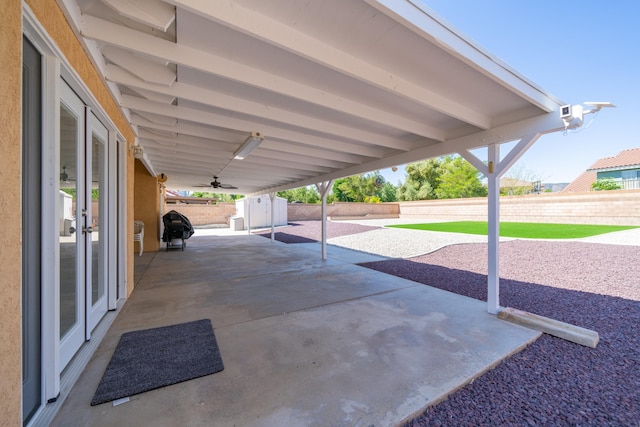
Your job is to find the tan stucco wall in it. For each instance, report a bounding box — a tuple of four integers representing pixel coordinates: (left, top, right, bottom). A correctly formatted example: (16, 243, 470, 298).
(0, 1, 24, 424)
(0, 1, 138, 422)
(25, 0, 137, 296)
(135, 160, 161, 254)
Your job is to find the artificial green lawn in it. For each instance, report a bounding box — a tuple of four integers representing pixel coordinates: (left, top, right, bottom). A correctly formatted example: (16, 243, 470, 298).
(387, 221, 639, 239)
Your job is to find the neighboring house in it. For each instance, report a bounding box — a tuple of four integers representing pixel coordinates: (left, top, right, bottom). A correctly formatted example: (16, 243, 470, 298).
(563, 148, 640, 192)
(499, 177, 538, 195)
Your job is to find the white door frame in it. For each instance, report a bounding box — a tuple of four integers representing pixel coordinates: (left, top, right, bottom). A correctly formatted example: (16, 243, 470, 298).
(23, 3, 127, 406)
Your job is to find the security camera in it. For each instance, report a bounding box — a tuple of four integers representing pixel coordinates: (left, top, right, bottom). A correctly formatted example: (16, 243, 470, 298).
(560, 105, 573, 119)
(560, 104, 584, 128)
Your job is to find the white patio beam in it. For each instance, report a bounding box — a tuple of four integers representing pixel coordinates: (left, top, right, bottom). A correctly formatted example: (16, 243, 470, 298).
(80, 14, 446, 141)
(149, 159, 320, 182)
(130, 114, 242, 142)
(257, 112, 567, 194)
(134, 113, 390, 162)
(121, 95, 372, 165)
(137, 129, 236, 152)
(102, 0, 175, 32)
(167, 0, 491, 130)
(107, 64, 400, 155)
(102, 46, 176, 86)
(128, 86, 176, 104)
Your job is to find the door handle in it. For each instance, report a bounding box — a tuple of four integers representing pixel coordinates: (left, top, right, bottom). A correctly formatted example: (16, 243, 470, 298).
(83, 226, 93, 234)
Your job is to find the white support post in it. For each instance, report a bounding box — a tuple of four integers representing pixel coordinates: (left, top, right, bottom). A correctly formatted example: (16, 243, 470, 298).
(486, 144, 500, 314)
(316, 180, 334, 260)
(460, 133, 542, 315)
(269, 192, 276, 242)
(246, 197, 251, 235)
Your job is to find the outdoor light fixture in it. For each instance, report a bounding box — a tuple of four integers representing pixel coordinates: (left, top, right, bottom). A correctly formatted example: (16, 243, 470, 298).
(234, 131, 263, 160)
(132, 144, 156, 176)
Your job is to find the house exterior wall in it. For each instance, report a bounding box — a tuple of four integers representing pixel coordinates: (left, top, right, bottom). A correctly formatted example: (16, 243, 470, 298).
(0, 1, 139, 423)
(0, 0, 24, 424)
(134, 160, 161, 253)
(25, 0, 138, 300)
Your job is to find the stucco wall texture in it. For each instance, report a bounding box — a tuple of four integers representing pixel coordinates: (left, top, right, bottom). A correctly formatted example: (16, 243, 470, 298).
(26, 0, 138, 298)
(0, 1, 24, 424)
(0, 0, 139, 422)
(134, 160, 161, 253)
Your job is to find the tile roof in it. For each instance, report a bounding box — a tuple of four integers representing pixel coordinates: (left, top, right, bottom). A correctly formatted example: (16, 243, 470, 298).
(587, 148, 640, 171)
(562, 171, 597, 192)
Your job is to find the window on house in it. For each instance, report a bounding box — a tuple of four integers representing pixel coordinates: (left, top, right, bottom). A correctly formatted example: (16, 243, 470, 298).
(621, 170, 640, 179)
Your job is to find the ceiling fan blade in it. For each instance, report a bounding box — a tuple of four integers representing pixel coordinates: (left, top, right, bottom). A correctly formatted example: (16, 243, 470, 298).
(219, 184, 238, 189)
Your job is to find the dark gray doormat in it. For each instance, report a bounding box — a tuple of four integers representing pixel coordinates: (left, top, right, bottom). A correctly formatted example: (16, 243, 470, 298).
(91, 319, 224, 405)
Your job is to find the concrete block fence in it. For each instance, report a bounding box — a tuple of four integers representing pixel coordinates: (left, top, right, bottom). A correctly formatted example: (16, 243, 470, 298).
(166, 190, 640, 226)
(397, 190, 640, 226)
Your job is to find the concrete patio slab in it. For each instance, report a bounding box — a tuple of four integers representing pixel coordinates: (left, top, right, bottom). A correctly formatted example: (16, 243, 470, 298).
(51, 233, 540, 427)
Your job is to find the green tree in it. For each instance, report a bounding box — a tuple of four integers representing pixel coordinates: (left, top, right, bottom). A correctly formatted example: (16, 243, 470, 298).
(332, 177, 353, 202)
(60, 188, 100, 200)
(591, 178, 622, 191)
(278, 186, 320, 203)
(435, 156, 487, 199)
(191, 192, 241, 201)
(332, 172, 389, 202)
(379, 182, 397, 202)
(396, 158, 441, 201)
(397, 156, 486, 200)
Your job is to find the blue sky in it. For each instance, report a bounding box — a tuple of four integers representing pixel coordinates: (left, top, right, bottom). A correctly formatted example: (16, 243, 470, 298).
(381, 1, 639, 185)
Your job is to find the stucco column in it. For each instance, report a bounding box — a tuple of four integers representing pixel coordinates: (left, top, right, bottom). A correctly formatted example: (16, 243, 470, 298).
(0, 1, 23, 424)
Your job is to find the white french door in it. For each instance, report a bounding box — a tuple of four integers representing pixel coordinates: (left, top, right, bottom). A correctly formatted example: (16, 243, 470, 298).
(59, 81, 108, 369)
(87, 113, 108, 333)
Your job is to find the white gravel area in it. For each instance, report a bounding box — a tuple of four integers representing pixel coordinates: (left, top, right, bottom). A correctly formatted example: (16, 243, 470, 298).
(328, 226, 511, 259)
(328, 218, 639, 258)
(570, 226, 640, 245)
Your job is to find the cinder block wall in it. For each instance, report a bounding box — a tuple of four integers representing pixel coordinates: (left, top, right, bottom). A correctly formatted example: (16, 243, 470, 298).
(167, 203, 237, 225)
(165, 190, 640, 226)
(399, 190, 640, 225)
(288, 202, 399, 221)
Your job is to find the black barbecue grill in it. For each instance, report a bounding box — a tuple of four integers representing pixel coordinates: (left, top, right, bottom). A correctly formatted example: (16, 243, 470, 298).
(162, 210, 194, 251)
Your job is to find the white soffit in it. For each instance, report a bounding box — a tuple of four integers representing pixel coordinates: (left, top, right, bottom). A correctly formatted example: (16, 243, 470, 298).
(66, 0, 565, 194)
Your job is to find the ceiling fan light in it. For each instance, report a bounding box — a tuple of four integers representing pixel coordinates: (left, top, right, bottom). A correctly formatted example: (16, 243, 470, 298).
(234, 131, 263, 160)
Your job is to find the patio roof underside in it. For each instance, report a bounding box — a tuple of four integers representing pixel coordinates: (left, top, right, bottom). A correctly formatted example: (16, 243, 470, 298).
(68, 0, 565, 194)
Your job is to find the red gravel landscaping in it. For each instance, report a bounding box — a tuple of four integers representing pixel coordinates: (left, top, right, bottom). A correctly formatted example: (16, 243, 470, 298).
(259, 221, 640, 426)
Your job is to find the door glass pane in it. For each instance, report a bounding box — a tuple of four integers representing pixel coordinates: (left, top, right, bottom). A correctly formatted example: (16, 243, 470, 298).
(59, 104, 78, 339)
(91, 132, 104, 305)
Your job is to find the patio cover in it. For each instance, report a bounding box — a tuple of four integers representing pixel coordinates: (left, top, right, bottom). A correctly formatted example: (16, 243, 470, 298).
(60, 0, 573, 193)
(58, 0, 594, 313)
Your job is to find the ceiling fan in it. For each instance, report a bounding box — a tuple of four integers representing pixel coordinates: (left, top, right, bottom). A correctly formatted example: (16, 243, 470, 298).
(196, 176, 237, 190)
